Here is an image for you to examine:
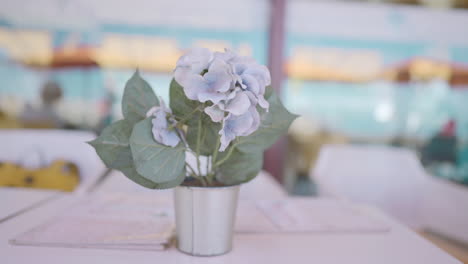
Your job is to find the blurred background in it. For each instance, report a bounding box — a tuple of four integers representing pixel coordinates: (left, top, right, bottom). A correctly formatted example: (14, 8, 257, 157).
(1, 0, 468, 261)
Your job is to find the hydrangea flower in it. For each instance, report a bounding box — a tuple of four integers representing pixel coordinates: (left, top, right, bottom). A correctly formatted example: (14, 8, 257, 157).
(174, 48, 271, 151)
(175, 50, 232, 104)
(214, 50, 270, 110)
(219, 106, 260, 151)
(146, 98, 180, 147)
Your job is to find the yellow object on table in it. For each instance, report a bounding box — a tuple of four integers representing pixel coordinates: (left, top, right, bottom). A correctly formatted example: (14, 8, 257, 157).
(0, 111, 21, 129)
(0, 160, 80, 192)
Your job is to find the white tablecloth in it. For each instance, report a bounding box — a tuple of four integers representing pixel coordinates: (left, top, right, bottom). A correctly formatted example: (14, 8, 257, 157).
(0, 189, 460, 264)
(0, 187, 59, 223)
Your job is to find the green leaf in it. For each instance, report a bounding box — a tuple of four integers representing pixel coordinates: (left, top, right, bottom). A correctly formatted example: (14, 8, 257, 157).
(88, 119, 133, 170)
(119, 167, 159, 189)
(122, 70, 159, 125)
(186, 111, 221, 156)
(119, 167, 185, 189)
(235, 88, 298, 153)
(264, 85, 274, 100)
(169, 78, 221, 155)
(216, 149, 263, 185)
(129, 117, 186, 184)
(153, 171, 186, 189)
(169, 78, 199, 118)
(88, 119, 158, 189)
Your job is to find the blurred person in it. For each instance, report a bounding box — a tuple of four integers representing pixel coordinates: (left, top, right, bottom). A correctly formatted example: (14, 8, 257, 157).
(95, 78, 116, 134)
(421, 119, 457, 165)
(285, 117, 347, 195)
(19, 80, 65, 129)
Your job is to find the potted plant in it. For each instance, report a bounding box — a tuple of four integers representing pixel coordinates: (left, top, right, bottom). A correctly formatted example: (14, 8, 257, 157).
(89, 48, 296, 256)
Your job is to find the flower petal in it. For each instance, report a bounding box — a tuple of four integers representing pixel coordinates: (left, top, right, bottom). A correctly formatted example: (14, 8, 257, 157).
(241, 74, 260, 94)
(205, 104, 225, 123)
(152, 125, 180, 147)
(219, 113, 251, 152)
(229, 111, 254, 136)
(242, 106, 260, 136)
(204, 69, 232, 93)
(176, 47, 213, 74)
(244, 64, 271, 86)
(146, 106, 159, 118)
(219, 114, 237, 152)
(197, 91, 226, 104)
(225, 91, 251, 115)
(174, 67, 192, 87)
(257, 95, 270, 110)
(151, 114, 180, 147)
(162, 130, 181, 147)
(213, 49, 237, 62)
(181, 74, 209, 101)
(226, 87, 242, 101)
(149, 98, 181, 147)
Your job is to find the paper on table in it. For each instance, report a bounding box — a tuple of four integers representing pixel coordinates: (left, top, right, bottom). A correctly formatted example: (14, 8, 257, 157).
(11, 193, 174, 251)
(236, 199, 391, 233)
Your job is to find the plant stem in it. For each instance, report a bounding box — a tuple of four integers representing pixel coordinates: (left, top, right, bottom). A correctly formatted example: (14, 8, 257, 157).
(175, 127, 189, 149)
(186, 162, 197, 176)
(198, 176, 208, 186)
(213, 143, 236, 168)
(208, 135, 221, 182)
(195, 114, 202, 177)
(169, 106, 202, 129)
(187, 162, 207, 186)
(175, 127, 197, 185)
(206, 155, 210, 178)
(205, 173, 213, 185)
(211, 135, 221, 167)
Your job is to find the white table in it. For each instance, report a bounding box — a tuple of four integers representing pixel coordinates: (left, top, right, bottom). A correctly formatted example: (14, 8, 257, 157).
(0, 187, 60, 223)
(422, 175, 468, 244)
(1, 191, 460, 264)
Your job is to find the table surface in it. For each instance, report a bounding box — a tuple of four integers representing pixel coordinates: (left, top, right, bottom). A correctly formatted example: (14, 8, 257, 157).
(0, 189, 461, 264)
(0, 187, 59, 223)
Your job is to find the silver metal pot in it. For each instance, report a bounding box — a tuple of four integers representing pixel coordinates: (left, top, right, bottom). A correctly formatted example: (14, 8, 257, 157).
(174, 184, 240, 256)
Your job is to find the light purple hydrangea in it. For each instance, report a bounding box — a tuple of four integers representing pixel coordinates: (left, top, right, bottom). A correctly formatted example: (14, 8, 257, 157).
(174, 48, 271, 152)
(146, 98, 180, 147)
(219, 106, 260, 151)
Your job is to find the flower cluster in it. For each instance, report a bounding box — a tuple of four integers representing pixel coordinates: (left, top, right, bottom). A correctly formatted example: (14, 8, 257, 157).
(146, 98, 180, 147)
(174, 48, 271, 151)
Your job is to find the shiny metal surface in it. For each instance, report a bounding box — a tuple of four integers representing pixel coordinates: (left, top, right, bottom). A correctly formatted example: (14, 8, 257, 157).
(174, 184, 240, 256)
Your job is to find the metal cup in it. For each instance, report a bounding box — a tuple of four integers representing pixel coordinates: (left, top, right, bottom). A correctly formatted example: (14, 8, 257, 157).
(174, 184, 240, 256)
